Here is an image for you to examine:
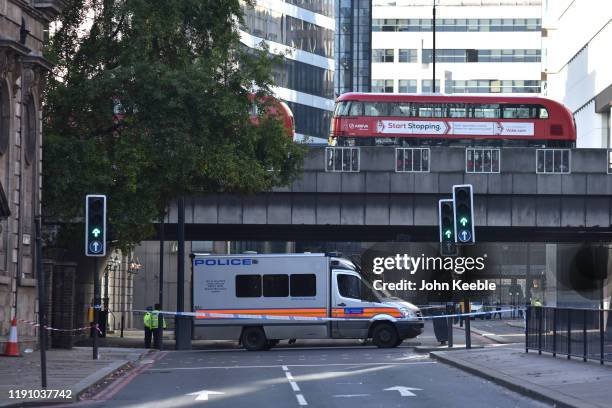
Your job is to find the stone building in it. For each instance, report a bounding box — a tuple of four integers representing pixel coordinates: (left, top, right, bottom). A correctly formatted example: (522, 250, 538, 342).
(0, 0, 64, 339)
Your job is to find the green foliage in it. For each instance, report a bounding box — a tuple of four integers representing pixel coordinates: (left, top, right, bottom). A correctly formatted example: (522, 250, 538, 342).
(43, 0, 306, 249)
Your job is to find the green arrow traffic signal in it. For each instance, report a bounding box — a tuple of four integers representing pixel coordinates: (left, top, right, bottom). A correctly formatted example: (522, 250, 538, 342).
(91, 227, 101, 237)
(444, 229, 452, 239)
(459, 217, 468, 227)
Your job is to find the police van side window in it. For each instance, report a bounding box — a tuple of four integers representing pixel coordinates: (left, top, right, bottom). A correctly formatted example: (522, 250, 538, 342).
(290, 274, 317, 297)
(338, 274, 361, 300)
(236, 275, 262, 297)
(263, 274, 289, 297)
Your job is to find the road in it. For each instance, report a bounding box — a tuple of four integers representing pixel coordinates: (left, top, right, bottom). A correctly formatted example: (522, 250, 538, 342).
(76, 344, 550, 408)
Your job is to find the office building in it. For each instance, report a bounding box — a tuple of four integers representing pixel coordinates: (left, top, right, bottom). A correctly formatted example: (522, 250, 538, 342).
(336, 0, 373, 96)
(542, 0, 612, 148)
(371, 0, 542, 94)
(240, 0, 335, 143)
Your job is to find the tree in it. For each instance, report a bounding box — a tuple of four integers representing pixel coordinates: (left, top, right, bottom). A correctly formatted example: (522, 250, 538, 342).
(43, 0, 305, 249)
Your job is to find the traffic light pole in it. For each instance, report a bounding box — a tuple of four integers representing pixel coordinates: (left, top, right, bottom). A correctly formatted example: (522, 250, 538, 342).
(464, 298, 471, 349)
(93, 257, 99, 359)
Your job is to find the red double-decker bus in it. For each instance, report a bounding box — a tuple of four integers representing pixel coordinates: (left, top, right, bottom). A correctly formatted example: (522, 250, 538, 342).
(330, 93, 575, 147)
(249, 94, 295, 140)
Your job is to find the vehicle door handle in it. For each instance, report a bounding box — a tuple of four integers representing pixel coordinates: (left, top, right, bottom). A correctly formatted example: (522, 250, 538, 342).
(337, 303, 346, 307)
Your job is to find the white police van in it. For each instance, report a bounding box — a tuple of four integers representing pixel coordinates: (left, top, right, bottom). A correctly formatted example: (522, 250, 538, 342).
(192, 253, 423, 350)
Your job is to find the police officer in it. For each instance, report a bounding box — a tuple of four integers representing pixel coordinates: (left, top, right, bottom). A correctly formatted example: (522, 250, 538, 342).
(143, 306, 153, 348)
(151, 303, 167, 349)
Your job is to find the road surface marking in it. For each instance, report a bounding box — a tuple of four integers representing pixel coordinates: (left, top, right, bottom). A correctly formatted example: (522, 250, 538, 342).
(333, 394, 370, 398)
(149, 361, 435, 371)
(384, 386, 422, 397)
(285, 372, 294, 380)
(290, 381, 300, 392)
(187, 390, 225, 401)
(282, 365, 289, 371)
(296, 394, 308, 406)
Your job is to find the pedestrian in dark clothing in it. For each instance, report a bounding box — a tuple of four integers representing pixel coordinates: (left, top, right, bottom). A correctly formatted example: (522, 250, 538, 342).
(143, 306, 153, 348)
(152, 303, 166, 349)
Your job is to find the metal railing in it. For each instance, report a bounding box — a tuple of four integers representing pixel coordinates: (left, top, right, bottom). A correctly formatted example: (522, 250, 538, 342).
(526, 306, 612, 364)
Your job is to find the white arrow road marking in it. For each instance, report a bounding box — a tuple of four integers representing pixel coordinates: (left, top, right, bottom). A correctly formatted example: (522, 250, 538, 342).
(187, 390, 225, 401)
(384, 386, 422, 397)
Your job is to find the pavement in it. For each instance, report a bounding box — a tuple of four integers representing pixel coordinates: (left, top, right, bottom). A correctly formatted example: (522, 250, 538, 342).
(0, 347, 150, 407)
(431, 345, 612, 408)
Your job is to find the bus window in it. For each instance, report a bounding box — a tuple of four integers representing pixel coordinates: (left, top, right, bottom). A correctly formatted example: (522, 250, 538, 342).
(388, 102, 412, 117)
(348, 102, 363, 116)
(363, 102, 389, 116)
(539, 107, 549, 119)
(472, 104, 500, 119)
(335, 101, 350, 117)
(503, 105, 536, 119)
(417, 104, 444, 118)
(449, 104, 467, 118)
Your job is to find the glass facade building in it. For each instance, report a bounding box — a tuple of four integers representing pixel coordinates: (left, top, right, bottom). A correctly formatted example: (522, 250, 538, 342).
(335, 0, 373, 96)
(240, 1, 335, 143)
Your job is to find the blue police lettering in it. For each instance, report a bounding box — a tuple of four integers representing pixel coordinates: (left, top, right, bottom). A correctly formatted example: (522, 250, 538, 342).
(196, 259, 254, 266)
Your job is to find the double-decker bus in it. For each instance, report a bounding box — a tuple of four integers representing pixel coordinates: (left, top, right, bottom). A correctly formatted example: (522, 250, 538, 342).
(329, 93, 575, 147)
(249, 94, 295, 140)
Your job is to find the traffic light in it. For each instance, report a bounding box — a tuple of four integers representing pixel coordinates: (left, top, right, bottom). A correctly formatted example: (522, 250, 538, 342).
(85, 195, 106, 256)
(453, 184, 475, 244)
(438, 199, 455, 243)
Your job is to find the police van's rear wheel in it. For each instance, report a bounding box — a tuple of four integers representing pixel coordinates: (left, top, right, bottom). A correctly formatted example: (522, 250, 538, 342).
(371, 323, 399, 348)
(241, 327, 268, 351)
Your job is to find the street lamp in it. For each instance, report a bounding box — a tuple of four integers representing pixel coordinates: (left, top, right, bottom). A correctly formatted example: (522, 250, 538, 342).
(432, 0, 437, 92)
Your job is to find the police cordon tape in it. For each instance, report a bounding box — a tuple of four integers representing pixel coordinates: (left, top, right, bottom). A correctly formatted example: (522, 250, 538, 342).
(132, 308, 523, 322)
(18, 319, 103, 334)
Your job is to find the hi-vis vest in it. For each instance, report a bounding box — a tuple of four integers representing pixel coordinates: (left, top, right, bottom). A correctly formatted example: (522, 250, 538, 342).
(144, 311, 167, 329)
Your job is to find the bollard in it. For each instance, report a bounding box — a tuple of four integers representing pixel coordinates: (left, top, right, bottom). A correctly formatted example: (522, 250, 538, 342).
(567, 309, 571, 360)
(600, 309, 604, 365)
(552, 308, 557, 357)
(583, 309, 587, 362)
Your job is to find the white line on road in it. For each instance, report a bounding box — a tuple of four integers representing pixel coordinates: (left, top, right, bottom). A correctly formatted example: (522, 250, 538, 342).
(282, 365, 289, 371)
(296, 394, 308, 406)
(333, 394, 371, 398)
(285, 372, 294, 380)
(149, 361, 435, 371)
(290, 381, 300, 392)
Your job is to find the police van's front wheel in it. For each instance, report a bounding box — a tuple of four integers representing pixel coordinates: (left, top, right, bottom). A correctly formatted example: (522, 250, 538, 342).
(371, 323, 399, 348)
(241, 327, 268, 351)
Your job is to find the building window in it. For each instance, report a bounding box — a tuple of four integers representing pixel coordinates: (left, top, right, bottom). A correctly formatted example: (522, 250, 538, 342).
(373, 18, 541, 32)
(372, 49, 394, 63)
(236, 275, 262, 298)
(421, 80, 440, 93)
(290, 274, 316, 297)
(242, 7, 334, 58)
(263, 274, 289, 297)
(450, 80, 541, 94)
(398, 80, 417, 93)
(536, 149, 570, 174)
(371, 79, 394, 93)
(396, 148, 430, 172)
(326, 147, 360, 172)
(466, 148, 500, 173)
(423, 49, 540, 63)
(398, 49, 417, 63)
